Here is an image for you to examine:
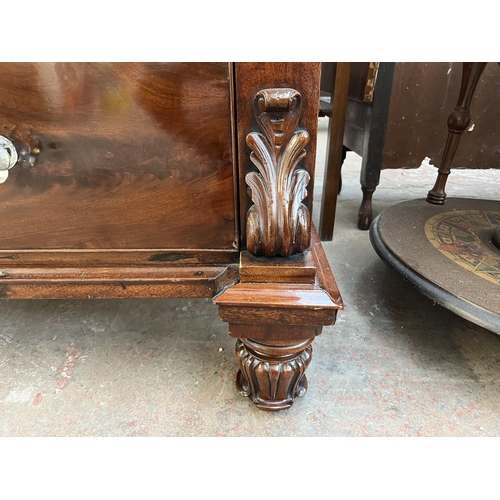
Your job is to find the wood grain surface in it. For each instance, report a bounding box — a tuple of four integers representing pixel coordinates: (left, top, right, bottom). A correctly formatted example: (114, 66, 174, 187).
(0, 63, 238, 256)
(239, 249, 316, 284)
(0, 265, 237, 299)
(215, 282, 340, 325)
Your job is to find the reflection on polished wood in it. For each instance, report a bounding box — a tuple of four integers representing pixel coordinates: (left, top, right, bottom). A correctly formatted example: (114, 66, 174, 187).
(0, 63, 237, 255)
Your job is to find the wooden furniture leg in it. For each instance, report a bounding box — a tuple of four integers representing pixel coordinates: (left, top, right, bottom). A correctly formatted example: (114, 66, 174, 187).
(338, 145, 348, 194)
(357, 62, 395, 230)
(234, 337, 313, 409)
(319, 62, 350, 241)
(427, 62, 487, 204)
(215, 229, 342, 411)
(218, 70, 343, 410)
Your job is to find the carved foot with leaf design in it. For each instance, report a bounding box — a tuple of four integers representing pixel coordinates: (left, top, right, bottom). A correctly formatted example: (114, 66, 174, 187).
(215, 250, 343, 411)
(235, 337, 313, 411)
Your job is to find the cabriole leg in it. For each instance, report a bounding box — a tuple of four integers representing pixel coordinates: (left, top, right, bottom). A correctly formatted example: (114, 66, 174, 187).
(358, 185, 376, 230)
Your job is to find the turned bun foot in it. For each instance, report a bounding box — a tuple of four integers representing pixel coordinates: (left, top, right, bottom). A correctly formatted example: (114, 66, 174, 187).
(426, 187, 447, 205)
(235, 338, 313, 412)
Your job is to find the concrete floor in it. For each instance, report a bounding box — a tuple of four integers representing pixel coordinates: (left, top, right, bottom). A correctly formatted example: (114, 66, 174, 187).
(1, 117, 500, 437)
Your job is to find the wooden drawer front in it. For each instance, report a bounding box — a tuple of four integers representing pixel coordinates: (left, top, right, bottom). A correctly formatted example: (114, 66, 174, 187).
(0, 63, 237, 253)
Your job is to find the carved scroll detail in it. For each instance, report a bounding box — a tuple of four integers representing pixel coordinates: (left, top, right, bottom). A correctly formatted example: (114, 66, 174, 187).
(235, 338, 313, 411)
(246, 88, 311, 257)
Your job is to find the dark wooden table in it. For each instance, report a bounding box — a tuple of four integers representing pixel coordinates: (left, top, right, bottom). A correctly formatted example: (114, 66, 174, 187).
(0, 63, 342, 411)
(370, 63, 500, 335)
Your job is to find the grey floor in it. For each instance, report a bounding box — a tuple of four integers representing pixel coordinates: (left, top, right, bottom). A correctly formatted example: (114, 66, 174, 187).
(1, 117, 500, 437)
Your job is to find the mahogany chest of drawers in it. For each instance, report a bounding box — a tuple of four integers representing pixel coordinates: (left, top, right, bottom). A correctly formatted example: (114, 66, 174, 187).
(0, 62, 342, 411)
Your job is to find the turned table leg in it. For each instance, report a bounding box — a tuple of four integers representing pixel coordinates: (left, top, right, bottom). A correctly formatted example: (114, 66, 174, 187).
(355, 62, 395, 230)
(427, 62, 487, 205)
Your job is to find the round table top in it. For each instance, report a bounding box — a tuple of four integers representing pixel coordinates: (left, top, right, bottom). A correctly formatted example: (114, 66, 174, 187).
(370, 197, 500, 335)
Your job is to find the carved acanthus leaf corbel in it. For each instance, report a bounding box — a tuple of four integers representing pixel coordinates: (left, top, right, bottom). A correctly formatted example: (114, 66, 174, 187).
(245, 88, 311, 257)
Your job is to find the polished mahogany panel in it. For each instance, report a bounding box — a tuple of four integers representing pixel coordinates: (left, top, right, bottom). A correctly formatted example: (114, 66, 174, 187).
(0, 63, 237, 252)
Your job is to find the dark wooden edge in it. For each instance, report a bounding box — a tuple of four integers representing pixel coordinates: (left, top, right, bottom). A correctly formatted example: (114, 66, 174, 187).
(318, 61, 350, 241)
(229, 62, 241, 251)
(359, 62, 396, 187)
(0, 249, 239, 266)
(228, 324, 323, 340)
(0, 265, 238, 299)
(370, 214, 500, 335)
(310, 225, 343, 307)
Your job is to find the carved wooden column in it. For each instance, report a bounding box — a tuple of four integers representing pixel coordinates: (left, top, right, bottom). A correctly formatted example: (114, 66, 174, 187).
(427, 62, 487, 204)
(216, 63, 342, 411)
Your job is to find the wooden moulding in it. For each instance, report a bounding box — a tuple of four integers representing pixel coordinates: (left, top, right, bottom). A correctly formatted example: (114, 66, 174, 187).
(239, 249, 316, 284)
(215, 225, 343, 331)
(215, 283, 340, 326)
(309, 225, 342, 305)
(0, 249, 240, 266)
(0, 265, 238, 299)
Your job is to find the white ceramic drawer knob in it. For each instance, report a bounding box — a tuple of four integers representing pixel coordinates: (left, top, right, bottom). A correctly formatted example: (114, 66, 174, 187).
(0, 136, 18, 183)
